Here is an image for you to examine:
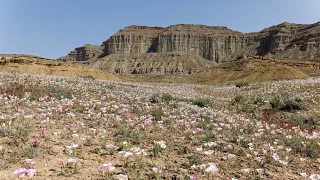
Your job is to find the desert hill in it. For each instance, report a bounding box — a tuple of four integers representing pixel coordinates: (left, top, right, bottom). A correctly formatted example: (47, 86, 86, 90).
(0, 54, 119, 81)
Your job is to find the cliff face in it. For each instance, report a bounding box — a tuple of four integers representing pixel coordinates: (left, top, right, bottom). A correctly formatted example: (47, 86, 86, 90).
(264, 22, 320, 59)
(101, 25, 164, 55)
(101, 22, 320, 63)
(103, 25, 250, 63)
(153, 25, 250, 63)
(58, 44, 102, 61)
(59, 22, 320, 74)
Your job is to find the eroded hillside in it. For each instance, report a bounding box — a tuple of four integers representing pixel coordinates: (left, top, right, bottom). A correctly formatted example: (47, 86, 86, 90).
(0, 54, 119, 81)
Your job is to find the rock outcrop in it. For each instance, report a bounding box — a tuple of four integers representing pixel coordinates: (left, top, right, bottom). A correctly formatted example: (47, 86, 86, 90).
(102, 25, 249, 63)
(59, 22, 320, 74)
(258, 22, 320, 60)
(58, 44, 102, 61)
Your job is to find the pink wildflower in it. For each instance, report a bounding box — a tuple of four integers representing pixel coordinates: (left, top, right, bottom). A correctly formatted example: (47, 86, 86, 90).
(103, 163, 116, 174)
(59, 159, 67, 167)
(190, 175, 197, 180)
(205, 163, 219, 176)
(26, 169, 36, 179)
(32, 139, 40, 147)
(67, 158, 77, 163)
(225, 144, 233, 150)
(39, 128, 45, 137)
(26, 159, 36, 168)
(14, 168, 27, 178)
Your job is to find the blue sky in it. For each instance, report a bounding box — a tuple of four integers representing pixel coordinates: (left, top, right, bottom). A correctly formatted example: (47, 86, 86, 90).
(0, 0, 319, 59)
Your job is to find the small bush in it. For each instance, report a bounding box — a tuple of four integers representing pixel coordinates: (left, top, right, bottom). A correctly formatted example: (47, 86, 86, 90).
(25, 147, 39, 159)
(178, 146, 191, 155)
(91, 147, 100, 154)
(151, 143, 164, 157)
(202, 131, 215, 142)
(114, 124, 130, 138)
(132, 106, 143, 115)
(151, 109, 165, 121)
(81, 75, 95, 80)
(160, 93, 173, 102)
(232, 95, 244, 104)
(188, 155, 202, 166)
(150, 93, 174, 103)
(150, 94, 161, 103)
(192, 98, 212, 108)
(253, 97, 265, 105)
(235, 82, 249, 88)
(47, 86, 73, 100)
(130, 131, 141, 145)
(290, 114, 319, 129)
(284, 135, 320, 159)
(270, 95, 303, 112)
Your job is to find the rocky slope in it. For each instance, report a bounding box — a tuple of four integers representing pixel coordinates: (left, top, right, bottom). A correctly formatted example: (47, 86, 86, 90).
(89, 52, 215, 74)
(59, 22, 320, 74)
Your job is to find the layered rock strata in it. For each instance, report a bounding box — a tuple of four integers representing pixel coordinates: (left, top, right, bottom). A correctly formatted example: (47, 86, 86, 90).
(60, 22, 320, 74)
(59, 44, 102, 61)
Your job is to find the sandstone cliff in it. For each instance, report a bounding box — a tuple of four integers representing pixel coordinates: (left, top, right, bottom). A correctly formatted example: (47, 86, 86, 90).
(59, 22, 320, 74)
(59, 44, 102, 61)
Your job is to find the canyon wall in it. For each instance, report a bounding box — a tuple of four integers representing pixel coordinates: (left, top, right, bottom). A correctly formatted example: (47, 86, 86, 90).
(59, 22, 320, 73)
(59, 44, 102, 62)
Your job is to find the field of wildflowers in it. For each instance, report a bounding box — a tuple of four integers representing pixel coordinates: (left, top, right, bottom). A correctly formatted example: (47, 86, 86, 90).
(0, 72, 319, 179)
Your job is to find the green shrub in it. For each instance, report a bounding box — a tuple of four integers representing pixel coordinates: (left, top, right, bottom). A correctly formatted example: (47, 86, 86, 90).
(48, 86, 73, 100)
(150, 94, 161, 103)
(202, 131, 215, 142)
(151, 109, 165, 121)
(130, 131, 141, 145)
(193, 98, 212, 108)
(270, 95, 303, 112)
(188, 155, 202, 166)
(233, 95, 244, 104)
(80, 75, 95, 80)
(151, 143, 164, 157)
(160, 93, 173, 102)
(150, 93, 174, 103)
(235, 82, 249, 88)
(114, 124, 130, 137)
(91, 147, 100, 154)
(253, 97, 265, 105)
(47, 86, 59, 93)
(284, 135, 320, 159)
(290, 114, 319, 129)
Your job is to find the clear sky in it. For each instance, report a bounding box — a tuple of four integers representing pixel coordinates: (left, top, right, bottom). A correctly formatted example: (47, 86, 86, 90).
(0, 0, 319, 59)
